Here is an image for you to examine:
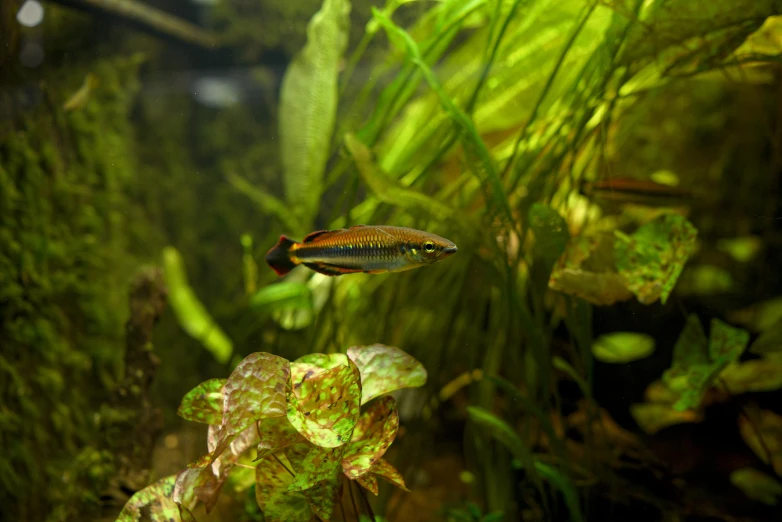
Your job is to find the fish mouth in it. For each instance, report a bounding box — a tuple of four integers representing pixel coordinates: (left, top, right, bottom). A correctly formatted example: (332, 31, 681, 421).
(443, 245, 458, 256)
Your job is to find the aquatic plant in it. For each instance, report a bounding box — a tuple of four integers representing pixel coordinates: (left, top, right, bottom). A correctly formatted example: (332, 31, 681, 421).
(116, 344, 426, 521)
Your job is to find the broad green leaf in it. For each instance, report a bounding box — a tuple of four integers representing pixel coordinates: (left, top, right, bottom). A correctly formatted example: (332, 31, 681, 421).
(731, 467, 782, 506)
(342, 395, 400, 479)
(370, 458, 409, 491)
(212, 353, 291, 462)
(629, 403, 703, 435)
(357, 473, 379, 495)
(177, 378, 226, 425)
(255, 454, 312, 522)
(116, 475, 179, 522)
(728, 297, 782, 333)
(279, 0, 351, 233)
(708, 318, 750, 364)
(717, 235, 762, 263)
(302, 470, 343, 520)
(529, 203, 570, 274)
(162, 246, 233, 363)
(739, 410, 782, 476)
(288, 445, 347, 491)
(249, 282, 313, 312)
(750, 318, 782, 356)
(173, 465, 226, 514)
(614, 214, 698, 305)
(591, 332, 655, 364)
(345, 132, 454, 222)
(347, 344, 427, 404)
(286, 361, 361, 447)
(292, 353, 352, 385)
(255, 417, 305, 461)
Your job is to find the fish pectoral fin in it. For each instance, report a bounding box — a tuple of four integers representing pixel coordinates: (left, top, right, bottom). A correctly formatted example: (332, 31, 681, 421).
(303, 263, 364, 276)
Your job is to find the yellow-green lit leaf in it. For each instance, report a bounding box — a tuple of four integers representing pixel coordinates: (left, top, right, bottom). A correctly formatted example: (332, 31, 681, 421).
(347, 344, 427, 405)
(629, 403, 703, 435)
(728, 297, 782, 333)
(177, 378, 226, 425)
(717, 236, 762, 263)
(116, 475, 179, 522)
(345, 132, 453, 222)
(286, 362, 361, 447)
(302, 470, 343, 520)
(614, 214, 697, 305)
(212, 353, 291, 463)
(292, 353, 351, 385)
(529, 204, 570, 274)
(676, 265, 734, 296)
(279, 0, 351, 233)
(255, 454, 312, 522)
(719, 359, 782, 395)
(739, 410, 782, 476)
(342, 395, 399, 479)
(357, 473, 379, 495)
(162, 247, 233, 363)
(370, 458, 409, 491)
(750, 319, 782, 357)
(592, 332, 655, 364)
(731, 467, 782, 506)
(661, 314, 716, 411)
(256, 417, 304, 461)
(288, 445, 347, 491)
(249, 282, 313, 311)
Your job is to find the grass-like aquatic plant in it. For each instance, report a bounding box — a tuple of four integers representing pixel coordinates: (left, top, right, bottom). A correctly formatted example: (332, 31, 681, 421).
(116, 344, 425, 521)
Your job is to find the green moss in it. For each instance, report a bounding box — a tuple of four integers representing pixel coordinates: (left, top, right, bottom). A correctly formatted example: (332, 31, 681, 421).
(0, 54, 145, 522)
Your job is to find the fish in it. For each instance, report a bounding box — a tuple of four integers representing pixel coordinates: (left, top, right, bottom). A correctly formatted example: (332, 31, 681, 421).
(265, 225, 458, 276)
(582, 177, 695, 207)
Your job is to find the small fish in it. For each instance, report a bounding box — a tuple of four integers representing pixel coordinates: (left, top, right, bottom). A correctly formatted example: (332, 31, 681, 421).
(63, 73, 100, 112)
(582, 177, 695, 207)
(265, 225, 458, 276)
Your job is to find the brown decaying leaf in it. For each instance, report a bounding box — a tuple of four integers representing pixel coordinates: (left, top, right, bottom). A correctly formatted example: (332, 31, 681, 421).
(255, 454, 312, 522)
(342, 395, 400, 479)
(347, 344, 427, 405)
(630, 403, 703, 435)
(739, 409, 782, 476)
(256, 416, 305, 461)
(211, 353, 291, 463)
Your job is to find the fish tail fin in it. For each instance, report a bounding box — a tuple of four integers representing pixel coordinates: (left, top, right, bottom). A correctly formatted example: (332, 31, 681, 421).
(265, 236, 299, 276)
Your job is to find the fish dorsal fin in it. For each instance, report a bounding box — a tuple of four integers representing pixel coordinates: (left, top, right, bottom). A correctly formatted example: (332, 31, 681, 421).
(302, 229, 336, 243)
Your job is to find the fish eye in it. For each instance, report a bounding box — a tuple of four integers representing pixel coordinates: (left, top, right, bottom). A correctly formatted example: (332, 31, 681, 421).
(424, 241, 435, 253)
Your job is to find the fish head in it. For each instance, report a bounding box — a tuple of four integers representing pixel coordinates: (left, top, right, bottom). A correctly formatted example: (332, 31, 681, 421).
(403, 231, 458, 265)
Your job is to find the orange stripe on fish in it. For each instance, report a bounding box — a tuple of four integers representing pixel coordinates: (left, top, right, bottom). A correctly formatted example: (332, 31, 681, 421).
(264, 225, 458, 277)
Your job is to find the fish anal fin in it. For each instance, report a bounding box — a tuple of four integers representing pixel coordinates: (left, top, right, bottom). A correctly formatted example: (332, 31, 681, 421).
(303, 263, 364, 276)
(364, 268, 389, 274)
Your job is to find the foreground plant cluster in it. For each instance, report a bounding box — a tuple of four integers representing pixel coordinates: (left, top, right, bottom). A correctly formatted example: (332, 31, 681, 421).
(116, 344, 426, 521)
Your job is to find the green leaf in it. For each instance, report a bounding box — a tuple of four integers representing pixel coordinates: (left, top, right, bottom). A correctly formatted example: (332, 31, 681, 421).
(249, 282, 313, 312)
(731, 467, 782, 506)
(529, 203, 570, 274)
(212, 353, 291, 462)
(301, 470, 343, 519)
(116, 475, 181, 522)
(750, 318, 782, 356)
(162, 246, 233, 363)
(255, 417, 304, 461)
(347, 344, 427, 405)
(286, 361, 362, 447)
(344, 132, 454, 222)
(255, 454, 312, 522)
(173, 465, 226, 514)
(728, 296, 782, 333)
(719, 359, 782, 395)
(739, 409, 782, 477)
(226, 172, 301, 235)
(614, 213, 698, 305)
(708, 318, 750, 364)
(466, 406, 539, 488)
(370, 458, 409, 491)
(342, 395, 400, 479)
(357, 473, 379, 495)
(533, 462, 583, 522)
(591, 332, 655, 364)
(177, 378, 226, 425)
(629, 402, 703, 435)
(287, 445, 347, 491)
(279, 0, 351, 233)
